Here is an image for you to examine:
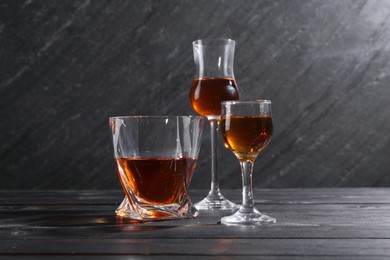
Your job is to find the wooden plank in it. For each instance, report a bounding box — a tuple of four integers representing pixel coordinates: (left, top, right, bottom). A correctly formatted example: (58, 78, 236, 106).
(1, 188, 390, 205)
(1, 195, 390, 240)
(2, 204, 390, 228)
(0, 190, 123, 206)
(2, 223, 390, 240)
(1, 239, 390, 256)
(0, 189, 389, 257)
(0, 256, 389, 260)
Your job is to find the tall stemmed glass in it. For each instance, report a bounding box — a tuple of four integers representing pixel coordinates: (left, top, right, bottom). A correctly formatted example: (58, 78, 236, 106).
(189, 38, 239, 210)
(220, 100, 276, 225)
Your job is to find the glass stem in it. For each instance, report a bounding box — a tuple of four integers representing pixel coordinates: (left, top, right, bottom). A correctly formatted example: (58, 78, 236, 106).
(240, 159, 255, 213)
(209, 119, 220, 195)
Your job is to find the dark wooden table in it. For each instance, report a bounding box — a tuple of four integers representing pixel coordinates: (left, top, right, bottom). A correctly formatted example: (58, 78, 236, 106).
(1, 189, 390, 259)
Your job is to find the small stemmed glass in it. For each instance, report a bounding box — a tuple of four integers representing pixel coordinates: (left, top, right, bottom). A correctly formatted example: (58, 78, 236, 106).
(219, 100, 276, 225)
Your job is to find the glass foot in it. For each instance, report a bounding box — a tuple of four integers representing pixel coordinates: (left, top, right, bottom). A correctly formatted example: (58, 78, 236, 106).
(221, 207, 276, 225)
(195, 190, 239, 210)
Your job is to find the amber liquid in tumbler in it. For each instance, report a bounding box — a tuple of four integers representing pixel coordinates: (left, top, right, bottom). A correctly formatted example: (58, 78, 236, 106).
(220, 116, 273, 159)
(190, 78, 239, 117)
(115, 158, 197, 205)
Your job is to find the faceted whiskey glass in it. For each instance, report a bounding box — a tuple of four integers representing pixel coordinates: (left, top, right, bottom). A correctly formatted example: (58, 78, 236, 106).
(109, 116, 204, 221)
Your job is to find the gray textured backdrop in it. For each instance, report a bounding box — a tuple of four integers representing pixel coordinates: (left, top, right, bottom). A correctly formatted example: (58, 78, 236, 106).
(1, 0, 390, 190)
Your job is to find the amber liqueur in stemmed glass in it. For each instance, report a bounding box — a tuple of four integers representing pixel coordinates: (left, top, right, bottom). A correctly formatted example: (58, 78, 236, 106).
(220, 100, 276, 225)
(189, 38, 239, 210)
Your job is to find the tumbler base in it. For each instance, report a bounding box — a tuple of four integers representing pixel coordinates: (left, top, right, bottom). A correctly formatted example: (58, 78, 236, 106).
(116, 196, 199, 221)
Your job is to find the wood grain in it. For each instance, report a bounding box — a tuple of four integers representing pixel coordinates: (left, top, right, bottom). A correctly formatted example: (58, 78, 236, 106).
(0, 189, 390, 258)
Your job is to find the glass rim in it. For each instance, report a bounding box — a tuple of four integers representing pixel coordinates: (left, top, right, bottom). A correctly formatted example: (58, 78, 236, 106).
(221, 100, 271, 105)
(192, 38, 235, 46)
(109, 115, 205, 120)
